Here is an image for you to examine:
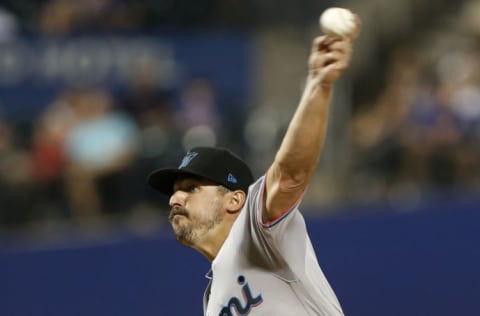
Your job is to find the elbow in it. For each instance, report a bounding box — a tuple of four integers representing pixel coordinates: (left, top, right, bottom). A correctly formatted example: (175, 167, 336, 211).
(282, 172, 309, 192)
(272, 162, 311, 192)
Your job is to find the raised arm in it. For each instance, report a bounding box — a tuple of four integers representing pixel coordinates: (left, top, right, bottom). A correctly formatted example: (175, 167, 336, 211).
(264, 25, 360, 223)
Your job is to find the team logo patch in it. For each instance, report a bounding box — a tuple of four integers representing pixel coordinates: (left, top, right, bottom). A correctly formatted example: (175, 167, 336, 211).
(178, 152, 198, 169)
(219, 275, 263, 316)
(227, 173, 238, 184)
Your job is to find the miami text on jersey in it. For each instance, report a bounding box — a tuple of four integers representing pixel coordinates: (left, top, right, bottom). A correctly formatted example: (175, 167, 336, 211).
(219, 275, 263, 316)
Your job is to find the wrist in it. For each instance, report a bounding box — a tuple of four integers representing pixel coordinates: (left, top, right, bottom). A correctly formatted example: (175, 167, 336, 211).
(307, 73, 333, 88)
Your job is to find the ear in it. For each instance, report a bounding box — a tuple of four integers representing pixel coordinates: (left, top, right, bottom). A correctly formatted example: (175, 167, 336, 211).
(225, 190, 246, 214)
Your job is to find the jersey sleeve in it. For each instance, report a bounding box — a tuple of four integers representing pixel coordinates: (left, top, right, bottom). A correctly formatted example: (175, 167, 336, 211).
(240, 174, 310, 281)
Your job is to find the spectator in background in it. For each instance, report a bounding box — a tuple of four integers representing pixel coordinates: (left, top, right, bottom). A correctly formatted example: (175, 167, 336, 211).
(63, 88, 139, 219)
(121, 58, 184, 214)
(0, 118, 34, 227)
(401, 77, 462, 189)
(349, 46, 422, 199)
(400, 47, 478, 191)
(442, 49, 480, 187)
(39, 0, 76, 35)
(0, 6, 18, 42)
(174, 77, 222, 149)
(39, 0, 147, 35)
(30, 91, 76, 220)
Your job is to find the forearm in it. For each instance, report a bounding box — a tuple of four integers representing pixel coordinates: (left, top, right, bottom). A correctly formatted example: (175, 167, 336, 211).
(263, 32, 358, 220)
(274, 78, 333, 184)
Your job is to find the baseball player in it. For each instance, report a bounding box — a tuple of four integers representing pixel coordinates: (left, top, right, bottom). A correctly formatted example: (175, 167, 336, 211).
(148, 18, 360, 316)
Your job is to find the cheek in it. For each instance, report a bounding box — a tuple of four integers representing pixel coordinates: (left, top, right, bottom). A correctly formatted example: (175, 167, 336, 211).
(192, 204, 217, 224)
(194, 208, 213, 224)
(193, 197, 223, 223)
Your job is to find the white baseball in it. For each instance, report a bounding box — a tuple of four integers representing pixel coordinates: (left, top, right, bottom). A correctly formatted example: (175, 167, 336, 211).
(319, 7, 356, 37)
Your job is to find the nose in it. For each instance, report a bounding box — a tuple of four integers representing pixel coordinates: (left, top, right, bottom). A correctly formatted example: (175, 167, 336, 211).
(169, 190, 187, 208)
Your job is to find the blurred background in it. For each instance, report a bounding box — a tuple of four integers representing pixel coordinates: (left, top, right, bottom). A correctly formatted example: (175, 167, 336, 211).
(0, 0, 479, 315)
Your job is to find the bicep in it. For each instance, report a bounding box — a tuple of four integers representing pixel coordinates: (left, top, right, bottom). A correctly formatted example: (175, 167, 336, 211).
(263, 163, 308, 223)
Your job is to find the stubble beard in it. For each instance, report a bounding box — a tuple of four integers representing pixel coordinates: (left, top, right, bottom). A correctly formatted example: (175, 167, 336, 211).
(169, 204, 223, 247)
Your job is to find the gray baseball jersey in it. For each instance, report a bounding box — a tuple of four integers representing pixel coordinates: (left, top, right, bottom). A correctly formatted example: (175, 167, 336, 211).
(203, 175, 344, 316)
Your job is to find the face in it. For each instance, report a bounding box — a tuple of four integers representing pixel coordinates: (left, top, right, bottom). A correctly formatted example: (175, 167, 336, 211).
(168, 177, 227, 247)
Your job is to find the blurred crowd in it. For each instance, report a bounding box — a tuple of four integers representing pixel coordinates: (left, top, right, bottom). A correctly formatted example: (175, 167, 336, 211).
(0, 75, 239, 228)
(0, 0, 327, 36)
(0, 0, 254, 229)
(347, 20, 480, 207)
(1, 0, 480, 230)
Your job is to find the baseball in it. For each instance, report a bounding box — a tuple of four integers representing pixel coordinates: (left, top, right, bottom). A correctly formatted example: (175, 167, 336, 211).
(319, 7, 356, 37)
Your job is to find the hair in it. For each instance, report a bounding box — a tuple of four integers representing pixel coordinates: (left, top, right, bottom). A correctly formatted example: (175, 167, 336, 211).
(217, 185, 231, 195)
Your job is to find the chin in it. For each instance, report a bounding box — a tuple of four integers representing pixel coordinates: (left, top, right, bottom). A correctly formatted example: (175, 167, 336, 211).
(173, 227, 195, 247)
(176, 235, 195, 247)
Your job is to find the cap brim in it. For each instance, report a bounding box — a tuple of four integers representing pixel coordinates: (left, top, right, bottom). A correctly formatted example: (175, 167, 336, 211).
(147, 168, 198, 196)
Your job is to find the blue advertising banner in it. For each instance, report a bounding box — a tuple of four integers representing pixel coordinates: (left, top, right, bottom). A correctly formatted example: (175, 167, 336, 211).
(0, 31, 253, 120)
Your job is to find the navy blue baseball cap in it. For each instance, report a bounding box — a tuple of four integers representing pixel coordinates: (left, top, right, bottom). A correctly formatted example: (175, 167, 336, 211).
(148, 147, 254, 196)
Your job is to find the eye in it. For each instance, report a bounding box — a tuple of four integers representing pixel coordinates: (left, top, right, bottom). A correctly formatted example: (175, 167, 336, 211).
(186, 184, 198, 193)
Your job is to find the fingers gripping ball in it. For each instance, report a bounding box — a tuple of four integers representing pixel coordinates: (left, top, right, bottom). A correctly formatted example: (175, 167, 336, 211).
(319, 7, 356, 37)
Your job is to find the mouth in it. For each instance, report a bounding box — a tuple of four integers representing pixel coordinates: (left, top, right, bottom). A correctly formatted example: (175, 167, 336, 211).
(169, 208, 188, 222)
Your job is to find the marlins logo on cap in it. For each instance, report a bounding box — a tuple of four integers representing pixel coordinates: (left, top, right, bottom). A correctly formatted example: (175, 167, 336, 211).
(179, 152, 198, 169)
